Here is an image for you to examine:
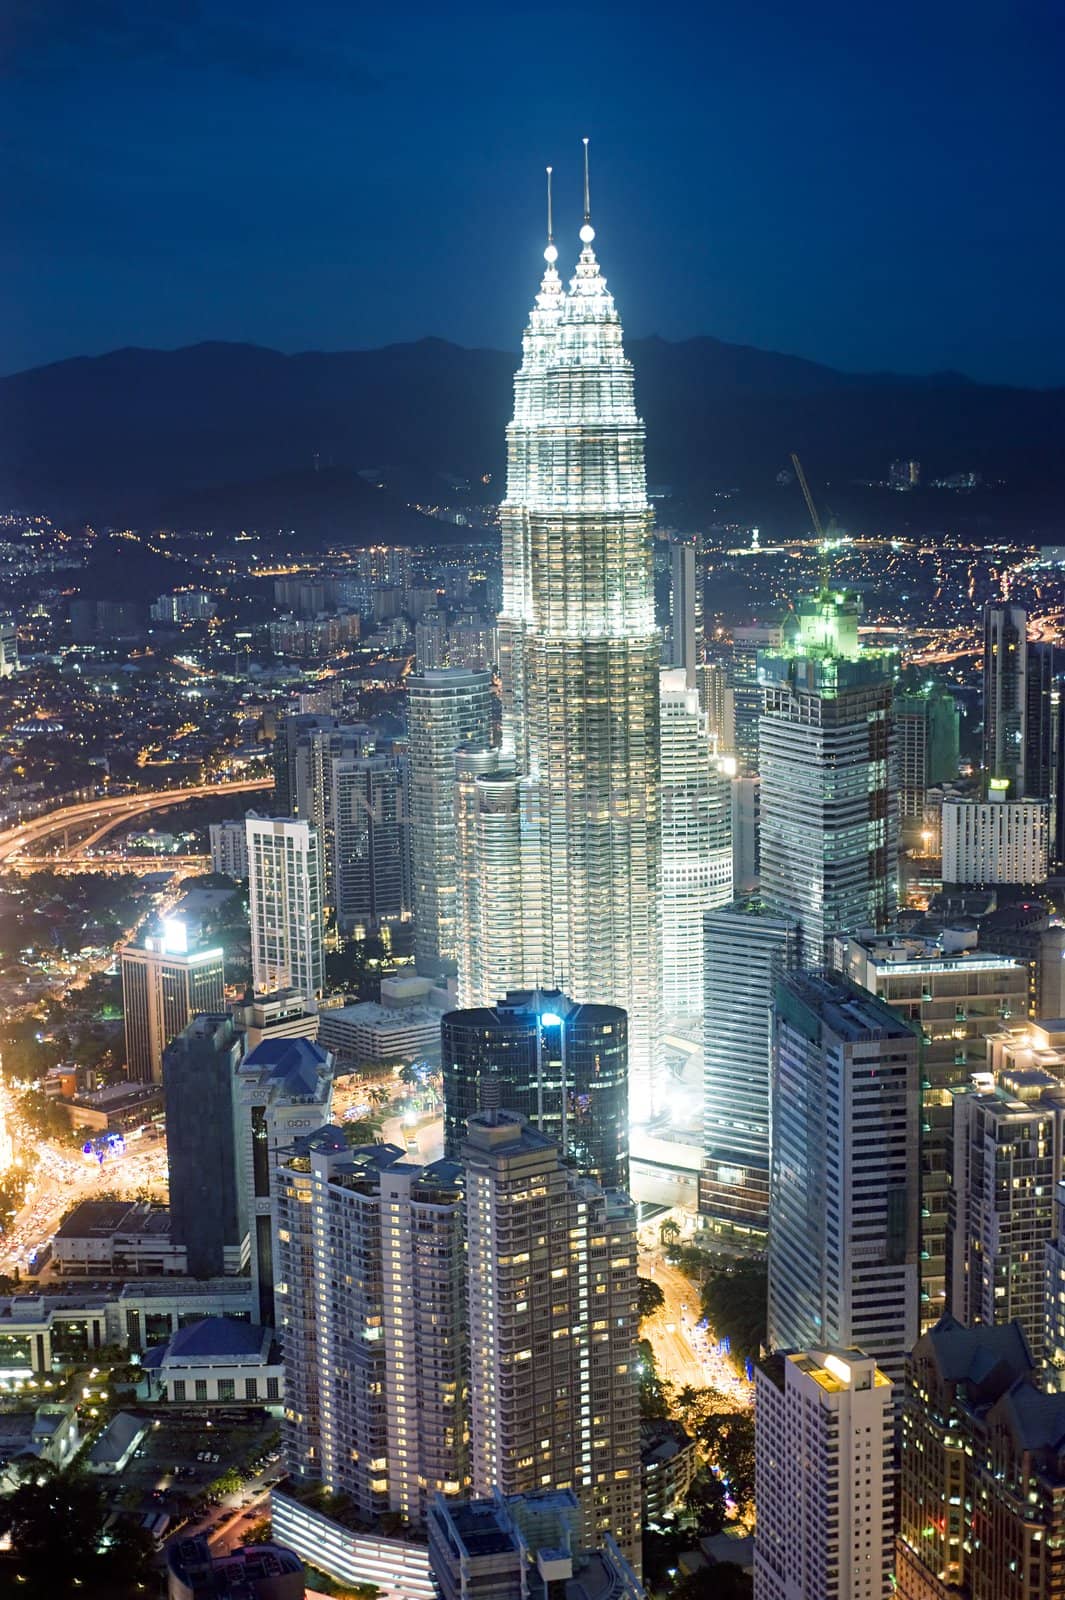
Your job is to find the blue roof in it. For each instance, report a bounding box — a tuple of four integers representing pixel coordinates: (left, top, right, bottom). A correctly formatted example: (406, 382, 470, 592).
(241, 1037, 330, 1096)
(147, 1317, 265, 1365)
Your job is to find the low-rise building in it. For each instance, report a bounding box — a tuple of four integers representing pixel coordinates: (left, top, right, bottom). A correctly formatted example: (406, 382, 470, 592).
(639, 1418, 698, 1524)
(53, 1200, 186, 1277)
(142, 1317, 283, 1406)
(167, 1536, 305, 1600)
(86, 1409, 149, 1474)
(317, 998, 441, 1066)
(58, 1082, 165, 1134)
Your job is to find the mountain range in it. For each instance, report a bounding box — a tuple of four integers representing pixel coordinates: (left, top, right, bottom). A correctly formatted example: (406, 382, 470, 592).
(2, 337, 1063, 539)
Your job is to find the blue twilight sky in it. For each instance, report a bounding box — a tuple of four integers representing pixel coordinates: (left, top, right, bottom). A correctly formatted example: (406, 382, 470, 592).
(1, 0, 1061, 383)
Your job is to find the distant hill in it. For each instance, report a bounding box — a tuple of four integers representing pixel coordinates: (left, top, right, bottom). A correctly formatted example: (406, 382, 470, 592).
(2, 336, 1063, 537)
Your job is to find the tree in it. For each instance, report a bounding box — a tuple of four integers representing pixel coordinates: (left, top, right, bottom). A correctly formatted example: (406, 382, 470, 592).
(685, 1468, 728, 1537)
(696, 1412, 756, 1515)
(342, 1119, 380, 1147)
(659, 1217, 681, 1252)
(637, 1337, 672, 1420)
(0, 1463, 156, 1599)
(671, 1563, 752, 1600)
(701, 1260, 767, 1363)
(206, 1467, 243, 1500)
(637, 1276, 665, 1321)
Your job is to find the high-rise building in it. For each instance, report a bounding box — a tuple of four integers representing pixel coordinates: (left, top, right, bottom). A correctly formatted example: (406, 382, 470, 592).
(895, 682, 960, 824)
(163, 1014, 247, 1279)
(0, 615, 18, 678)
(982, 602, 1027, 796)
(274, 1138, 468, 1527)
(659, 670, 732, 1020)
(120, 920, 225, 1085)
(235, 1036, 333, 1326)
(895, 1313, 1063, 1600)
(454, 748, 529, 1008)
(230, 989, 319, 1051)
(941, 796, 1049, 885)
(415, 608, 449, 670)
(408, 667, 493, 977)
(700, 900, 800, 1235)
(754, 1347, 893, 1600)
(837, 932, 1027, 1330)
(730, 623, 782, 778)
(494, 179, 663, 1120)
(1025, 641, 1055, 801)
(463, 1110, 641, 1565)
(759, 592, 897, 963)
(1044, 1180, 1065, 1387)
(331, 752, 411, 937)
(246, 816, 324, 999)
(441, 990, 628, 1189)
(767, 972, 920, 1385)
(697, 659, 735, 755)
(947, 1070, 1065, 1360)
(669, 535, 700, 688)
(208, 818, 250, 880)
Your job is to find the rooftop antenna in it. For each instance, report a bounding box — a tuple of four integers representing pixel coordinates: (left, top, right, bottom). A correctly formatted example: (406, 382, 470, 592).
(580, 137, 595, 244)
(544, 166, 557, 264)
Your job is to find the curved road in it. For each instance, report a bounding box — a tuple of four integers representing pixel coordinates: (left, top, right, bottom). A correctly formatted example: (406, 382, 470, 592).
(0, 778, 272, 867)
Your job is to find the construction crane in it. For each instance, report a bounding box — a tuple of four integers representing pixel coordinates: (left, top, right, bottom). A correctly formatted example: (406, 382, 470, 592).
(790, 451, 823, 539)
(790, 451, 830, 592)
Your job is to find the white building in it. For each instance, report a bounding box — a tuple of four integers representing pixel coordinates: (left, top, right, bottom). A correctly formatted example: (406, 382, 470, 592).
(141, 1316, 283, 1405)
(316, 985, 441, 1067)
(407, 667, 493, 977)
(209, 818, 249, 879)
(454, 749, 528, 1009)
(754, 1347, 893, 1600)
(941, 797, 1049, 885)
(0, 615, 18, 677)
(273, 1135, 467, 1529)
(493, 170, 663, 1120)
(463, 1109, 641, 1566)
(768, 973, 920, 1387)
(246, 816, 324, 998)
(659, 670, 732, 1019)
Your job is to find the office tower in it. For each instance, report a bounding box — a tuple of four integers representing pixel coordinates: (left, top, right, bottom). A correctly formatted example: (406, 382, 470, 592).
(235, 1036, 333, 1325)
(729, 622, 782, 777)
(700, 901, 799, 1235)
(759, 592, 897, 963)
(408, 667, 493, 977)
(494, 184, 663, 1121)
(163, 1015, 247, 1279)
(448, 613, 497, 672)
(754, 1347, 893, 1600)
(441, 990, 628, 1189)
(274, 1139, 467, 1526)
(838, 932, 1026, 1331)
(276, 716, 377, 897)
(697, 659, 735, 755)
(947, 1071, 1065, 1360)
(768, 972, 920, 1385)
(896, 1314, 1057, 1600)
(976, 901, 1065, 1019)
(941, 796, 1049, 885)
(1025, 641, 1054, 800)
(454, 748, 529, 1008)
(659, 670, 733, 1020)
(983, 602, 1027, 795)
(669, 535, 699, 688)
(428, 1489, 644, 1600)
(120, 920, 225, 1085)
(0, 615, 19, 677)
(208, 818, 249, 879)
(246, 816, 324, 999)
(890, 458, 921, 488)
(895, 682, 960, 825)
(463, 1110, 641, 1565)
(331, 752, 411, 937)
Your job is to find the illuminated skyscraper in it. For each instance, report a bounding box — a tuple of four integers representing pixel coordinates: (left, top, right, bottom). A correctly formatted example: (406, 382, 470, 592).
(246, 816, 324, 999)
(659, 669, 732, 1019)
(495, 152, 662, 1118)
(120, 920, 225, 1085)
(759, 592, 897, 963)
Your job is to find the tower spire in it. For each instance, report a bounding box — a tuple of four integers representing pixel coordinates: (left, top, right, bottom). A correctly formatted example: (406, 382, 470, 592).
(579, 137, 595, 246)
(544, 166, 557, 264)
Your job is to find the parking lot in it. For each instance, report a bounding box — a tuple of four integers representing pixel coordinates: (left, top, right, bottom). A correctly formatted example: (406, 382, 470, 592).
(101, 1411, 281, 1533)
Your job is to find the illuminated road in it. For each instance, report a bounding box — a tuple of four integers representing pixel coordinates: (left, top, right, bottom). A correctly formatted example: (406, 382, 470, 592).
(639, 1242, 753, 1410)
(0, 778, 271, 867)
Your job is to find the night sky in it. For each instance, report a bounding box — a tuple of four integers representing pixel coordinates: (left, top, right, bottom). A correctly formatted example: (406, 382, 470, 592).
(2, 0, 1061, 384)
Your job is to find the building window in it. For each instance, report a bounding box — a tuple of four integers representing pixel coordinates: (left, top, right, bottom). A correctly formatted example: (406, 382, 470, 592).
(267, 1377, 280, 1400)
(218, 1379, 235, 1401)
(172, 1380, 186, 1401)
(245, 1378, 258, 1400)
(195, 1380, 208, 1402)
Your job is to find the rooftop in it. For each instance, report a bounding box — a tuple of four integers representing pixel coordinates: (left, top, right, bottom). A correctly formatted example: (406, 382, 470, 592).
(143, 1316, 267, 1367)
(240, 1035, 331, 1099)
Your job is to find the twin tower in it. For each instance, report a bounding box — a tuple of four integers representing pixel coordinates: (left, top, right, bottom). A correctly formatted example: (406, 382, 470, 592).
(459, 147, 663, 1120)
